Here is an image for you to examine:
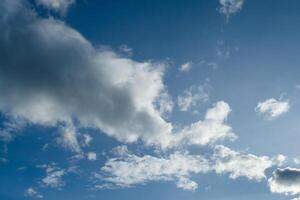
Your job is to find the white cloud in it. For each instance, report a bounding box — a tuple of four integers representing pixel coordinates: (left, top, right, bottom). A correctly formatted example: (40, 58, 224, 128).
(0, 0, 174, 149)
(218, 0, 244, 21)
(24, 188, 43, 199)
(82, 134, 93, 147)
(98, 151, 210, 191)
(177, 85, 209, 112)
(179, 62, 193, 72)
(56, 123, 81, 153)
(39, 165, 66, 189)
(87, 152, 97, 161)
(255, 98, 290, 120)
(98, 145, 284, 191)
(174, 101, 236, 146)
(0, 0, 241, 151)
(35, 0, 75, 14)
(213, 145, 285, 181)
(268, 167, 300, 195)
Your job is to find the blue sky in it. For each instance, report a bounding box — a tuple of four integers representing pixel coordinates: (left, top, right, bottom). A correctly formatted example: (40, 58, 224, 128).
(1, 0, 300, 200)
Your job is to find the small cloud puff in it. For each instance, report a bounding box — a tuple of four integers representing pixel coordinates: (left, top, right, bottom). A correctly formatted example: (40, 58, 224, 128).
(255, 98, 290, 120)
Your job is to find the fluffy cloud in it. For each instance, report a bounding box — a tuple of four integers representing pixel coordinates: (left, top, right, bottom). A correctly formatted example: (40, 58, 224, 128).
(0, 0, 239, 151)
(97, 151, 210, 191)
(213, 145, 285, 181)
(255, 98, 290, 120)
(24, 188, 43, 198)
(268, 168, 300, 195)
(174, 101, 236, 146)
(87, 152, 97, 161)
(218, 0, 244, 21)
(0, 0, 174, 149)
(98, 145, 283, 191)
(35, 0, 75, 14)
(177, 85, 209, 111)
(179, 62, 193, 72)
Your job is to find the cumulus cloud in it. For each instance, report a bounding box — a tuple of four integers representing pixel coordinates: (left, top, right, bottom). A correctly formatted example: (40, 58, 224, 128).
(179, 62, 193, 72)
(0, 0, 239, 151)
(177, 85, 209, 112)
(268, 167, 300, 195)
(218, 0, 244, 21)
(213, 145, 285, 181)
(174, 101, 236, 146)
(35, 0, 75, 14)
(24, 188, 43, 198)
(255, 98, 290, 120)
(0, 0, 174, 149)
(97, 151, 210, 191)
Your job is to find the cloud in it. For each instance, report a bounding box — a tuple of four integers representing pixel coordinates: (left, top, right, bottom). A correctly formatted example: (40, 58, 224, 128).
(82, 134, 93, 147)
(0, 0, 174, 149)
(97, 151, 210, 191)
(174, 101, 236, 146)
(218, 0, 244, 21)
(177, 85, 209, 112)
(179, 62, 193, 72)
(24, 188, 43, 198)
(39, 164, 66, 189)
(255, 98, 290, 120)
(268, 167, 300, 195)
(87, 152, 97, 161)
(213, 145, 285, 181)
(56, 123, 81, 153)
(97, 145, 284, 191)
(0, 0, 240, 152)
(35, 0, 75, 14)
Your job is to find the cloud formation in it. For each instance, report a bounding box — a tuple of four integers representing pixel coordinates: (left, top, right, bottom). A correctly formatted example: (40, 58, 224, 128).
(255, 98, 290, 120)
(175, 101, 236, 146)
(213, 145, 285, 180)
(98, 150, 210, 191)
(39, 164, 67, 189)
(24, 188, 43, 199)
(0, 0, 174, 149)
(98, 145, 283, 190)
(35, 0, 75, 14)
(218, 0, 244, 21)
(179, 62, 193, 72)
(269, 167, 300, 195)
(177, 85, 209, 112)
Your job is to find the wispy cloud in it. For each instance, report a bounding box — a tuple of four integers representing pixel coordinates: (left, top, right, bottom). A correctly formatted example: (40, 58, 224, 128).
(177, 85, 209, 112)
(24, 188, 43, 199)
(218, 0, 244, 22)
(179, 62, 193, 73)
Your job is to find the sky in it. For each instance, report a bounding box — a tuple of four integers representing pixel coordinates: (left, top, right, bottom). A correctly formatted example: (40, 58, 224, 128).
(1, 0, 300, 199)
